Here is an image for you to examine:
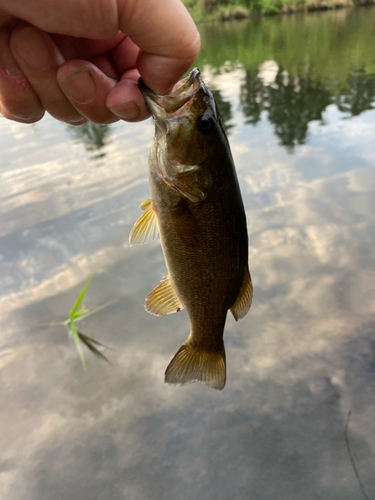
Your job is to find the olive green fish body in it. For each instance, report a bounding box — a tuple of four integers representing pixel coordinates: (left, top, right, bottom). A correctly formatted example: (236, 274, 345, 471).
(130, 69, 252, 390)
(149, 145, 247, 347)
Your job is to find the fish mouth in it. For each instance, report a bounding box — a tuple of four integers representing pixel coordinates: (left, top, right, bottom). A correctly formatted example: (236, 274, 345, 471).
(139, 68, 201, 116)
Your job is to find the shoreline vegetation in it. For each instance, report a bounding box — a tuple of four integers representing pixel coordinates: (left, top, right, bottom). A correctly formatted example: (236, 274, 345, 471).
(183, 0, 375, 21)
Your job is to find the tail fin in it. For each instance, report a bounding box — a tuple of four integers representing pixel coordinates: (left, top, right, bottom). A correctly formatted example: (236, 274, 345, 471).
(165, 340, 226, 390)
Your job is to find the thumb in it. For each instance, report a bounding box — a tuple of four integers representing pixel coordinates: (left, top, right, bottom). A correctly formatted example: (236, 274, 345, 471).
(118, 0, 200, 95)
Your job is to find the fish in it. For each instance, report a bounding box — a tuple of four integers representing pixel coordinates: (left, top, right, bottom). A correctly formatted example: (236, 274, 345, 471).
(129, 68, 252, 390)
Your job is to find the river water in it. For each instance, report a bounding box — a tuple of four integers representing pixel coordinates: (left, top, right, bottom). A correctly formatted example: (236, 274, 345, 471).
(1, 7, 375, 500)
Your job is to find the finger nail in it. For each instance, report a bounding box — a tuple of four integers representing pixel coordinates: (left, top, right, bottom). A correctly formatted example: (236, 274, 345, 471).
(58, 68, 96, 104)
(3, 65, 21, 75)
(12, 27, 50, 70)
(0, 101, 45, 123)
(2, 59, 22, 75)
(0, 40, 22, 75)
(108, 101, 140, 121)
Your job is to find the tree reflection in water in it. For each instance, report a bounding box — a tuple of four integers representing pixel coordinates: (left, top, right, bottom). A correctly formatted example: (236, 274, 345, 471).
(67, 122, 111, 160)
(335, 71, 375, 117)
(239, 67, 331, 150)
(211, 88, 234, 132)
(239, 67, 375, 151)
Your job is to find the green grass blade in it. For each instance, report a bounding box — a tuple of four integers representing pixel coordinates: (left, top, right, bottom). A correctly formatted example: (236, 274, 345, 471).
(71, 305, 86, 322)
(73, 301, 116, 323)
(69, 276, 93, 320)
(66, 276, 116, 367)
(77, 331, 112, 365)
(69, 321, 86, 369)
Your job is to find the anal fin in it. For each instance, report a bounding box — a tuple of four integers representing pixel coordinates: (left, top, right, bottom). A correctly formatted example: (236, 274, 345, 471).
(145, 275, 184, 316)
(129, 198, 159, 245)
(165, 340, 226, 391)
(230, 265, 253, 321)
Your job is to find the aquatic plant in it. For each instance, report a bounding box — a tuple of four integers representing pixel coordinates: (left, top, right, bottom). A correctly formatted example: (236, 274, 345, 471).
(65, 276, 111, 367)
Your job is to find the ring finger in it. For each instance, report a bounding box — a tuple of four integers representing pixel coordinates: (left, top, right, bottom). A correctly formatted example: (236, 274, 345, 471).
(10, 23, 86, 124)
(0, 28, 44, 123)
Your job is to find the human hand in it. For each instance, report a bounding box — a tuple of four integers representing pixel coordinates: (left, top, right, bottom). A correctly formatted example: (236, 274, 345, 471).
(0, 0, 200, 124)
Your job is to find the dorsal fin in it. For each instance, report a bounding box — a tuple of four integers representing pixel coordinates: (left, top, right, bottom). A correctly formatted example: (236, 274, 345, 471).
(165, 340, 226, 390)
(230, 266, 253, 321)
(145, 275, 184, 316)
(129, 198, 159, 245)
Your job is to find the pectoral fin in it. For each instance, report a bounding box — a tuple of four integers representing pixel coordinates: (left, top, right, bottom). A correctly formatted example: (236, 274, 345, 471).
(171, 203, 202, 247)
(139, 198, 152, 211)
(175, 168, 213, 203)
(129, 198, 159, 245)
(145, 275, 184, 316)
(230, 266, 253, 321)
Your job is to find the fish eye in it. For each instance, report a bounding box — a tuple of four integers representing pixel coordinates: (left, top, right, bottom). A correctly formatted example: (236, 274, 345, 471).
(196, 113, 215, 134)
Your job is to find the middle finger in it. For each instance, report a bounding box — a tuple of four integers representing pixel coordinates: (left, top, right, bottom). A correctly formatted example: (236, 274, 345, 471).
(10, 24, 85, 124)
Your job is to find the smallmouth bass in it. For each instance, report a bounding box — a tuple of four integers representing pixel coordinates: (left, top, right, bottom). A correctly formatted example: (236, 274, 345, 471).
(130, 68, 252, 390)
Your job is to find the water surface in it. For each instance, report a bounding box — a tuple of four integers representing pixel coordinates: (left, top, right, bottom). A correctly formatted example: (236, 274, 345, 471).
(1, 7, 375, 500)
